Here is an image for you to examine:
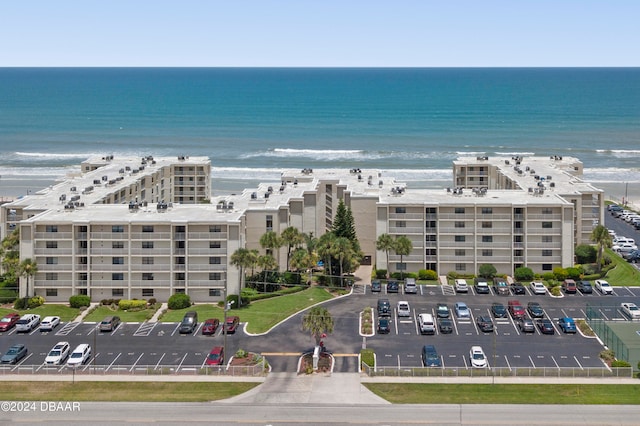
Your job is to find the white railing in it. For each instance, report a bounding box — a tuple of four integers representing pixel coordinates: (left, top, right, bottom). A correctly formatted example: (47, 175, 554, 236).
(0, 364, 268, 377)
(362, 365, 632, 378)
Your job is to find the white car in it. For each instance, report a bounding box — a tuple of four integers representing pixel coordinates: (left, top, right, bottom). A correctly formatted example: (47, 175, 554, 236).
(397, 301, 411, 317)
(621, 303, 640, 319)
(67, 344, 92, 367)
(469, 346, 487, 368)
(612, 243, 638, 253)
(15, 314, 40, 333)
(595, 280, 613, 295)
(454, 279, 469, 293)
(39, 316, 61, 331)
(529, 282, 547, 295)
(45, 341, 70, 365)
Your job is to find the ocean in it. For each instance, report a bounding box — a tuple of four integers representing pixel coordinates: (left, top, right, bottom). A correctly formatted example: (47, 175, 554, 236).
(0, 68, 639, 202)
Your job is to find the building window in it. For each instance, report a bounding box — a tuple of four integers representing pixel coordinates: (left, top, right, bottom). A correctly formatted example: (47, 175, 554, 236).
(455, 221, 465, 228)
(395, 263, 406, 271)
(542, 264, 553, 271)
(46, 257, 58, 265)
(455, 208, 465, 214)
(542, 208, 553, 214)
(142, 225, 154, 233)
(209, 272, 222, 280)
(455, 263, 466, 272)
(175, 272, 185, 280)
(542, 236, 553, 243)
(142, 241, 154, 249)
(209, 241, 221, 249)
(78, 289, 88, 295)
(45, 273, 58, 280)
(426, 207, 437, 214)
(112, 273, 124, 281)
(46, 288, 58, 297)
(426, 220, 436, 228)
(142, 257, 154, 265)
(209, 225, 222, 233)
(482, 235, 493, 243)
(396, 221, 406, 228)
(46, 241, 58, 249)
(112, 257, 124, 265)
(542, 222, 552, 229)
(209, 257, 221, 265)
(142, 273, 154, 281)
(514, 235, 523, 243)
(46, 225, 58, 233)
(395, 207, 406, 214)
(266, 215, 273, 231)
(174, 288, 185, 294)
(481, 207, 493, 214)
(112, 225, 124, 233)
(455, 235, 466, 242)
(175, 257, 185, 265)
(455, 249, 466, 256)
(514, 249, 523, 256)
(426, 249, 436, 256)
(112, 289, 124, 297)
(481, 222, 492, 228)
(482, 249, 493, 257)
(426, 235, 436, 242)
(542, 250, 553, 257)
(112, 241, 124, 249)
(209, 289, 222, 297)
(142, 289, 154, 297)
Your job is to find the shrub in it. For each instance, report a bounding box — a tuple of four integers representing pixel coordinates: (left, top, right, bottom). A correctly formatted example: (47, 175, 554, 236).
(514, 267, 534, 281)
(565, 267, 582, 280)
(374, 269, 387, 279)
(69, 294, 91, 308)
(14, 297, 29, 310)
(235, 348, 248, 358)
(478, 264, 497, 279)
(611, 360, 631, 368)
(227, 293, 250, 308)
(418, 269, 438, 280)
(575, 244, 597, 264)
(541, 272, 555, 281)
(361, 348, 375, 368)
(167, 293, 191, 310)
(553, 267, 568, 281)
(148, 298, 157, 305)
(28, 295, 45, 309)
(599, 349, 615, 362)
(550, 286, 562, 297)
(118, 299, 147, 310)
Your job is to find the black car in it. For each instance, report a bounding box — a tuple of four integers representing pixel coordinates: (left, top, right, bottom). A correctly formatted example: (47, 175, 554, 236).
(536, 318, 555, 334)
(436, 303, 450, 319)
(438, 318, 453, 334)
(491, 302, 507, 318)
(386, 281, 399, 293)
(475, 315, 494, 332)
(517, 317, 535, 333)
(377, 318, 390, 334)
(510, 282, 526, 295)
(577, 280, 593, 294)
(371, 280, 382, 293)
(377, 299, 391, 317)
(527, 302, 545, 318)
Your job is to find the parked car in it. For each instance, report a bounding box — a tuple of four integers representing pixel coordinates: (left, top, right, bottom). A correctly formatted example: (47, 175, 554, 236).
(577, 280, 593, 294)
(1, 344, 27, 364)
(492, 278, 509, 296)
(475, 315, 494, 332)
(454, 302, 470, 318)
(510, 282, 526, 295)
(377, 317, 391, 334)
(204, 346, 225, 366)
(397, 301, 411, 317)
(179, 311, 198, 334)
(371, 280, 382, 293)
(386, 281, 399, 293)
(613, 242, 638, 253)
(527, 302, 545, 318)
(16, 314, 40, 333)
(530, 281, 547, 295)
(491, 302, 507, 318)
(623, 250, 640, 262)
(436, 303, 450, 319)
(39, 316, 61, 332)
(225, 316, 240, 334)
(421, 345, 442, 367)
(201, 318, 220, 335)
(404, 278, 417, 294)
(454, 279, 469, 293)
(536, 318, 555, 334)
(508, 300, 525, 319)
(517, 317, 535, 333)
(438, 318, 453, 334)
(45, 341, 70, 365)
(621, 302, 640, 319)
(474, 279, 490, 294)
(418, 313, 435, 335)
(99, 315, 121, 332)
(608, 204, 623, 214)
(561, 279, 577, 294)
(558, 317, 577, 333)
(67, 343, 92, 367)
(469, 346, 487, 368)
(595, 280, 613, 295)
(0, 313, 21, 332)
(377, 299, 391, 317)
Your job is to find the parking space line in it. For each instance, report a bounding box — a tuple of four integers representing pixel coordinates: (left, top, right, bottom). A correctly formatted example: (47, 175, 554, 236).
(176, 353, 188, 371)
(598, 309, 610, 320)
(574, 355, 584, 369)
(154, 353, 166, 370)
(11, 354, 33, 371)
(469, 311, 480, 335)
(81, 354, 98, 372)
(551, 356, 559, 369)
(130, 353, 144, 371)
(504, 355, 511, 371)
(170, 323, 181, 336)
(86, 324, 99, 336)
(394, 315, 399, 335)
(528, 355, 536, 368)
(106, 353, 121, 372)
(623, 287, 635, 296)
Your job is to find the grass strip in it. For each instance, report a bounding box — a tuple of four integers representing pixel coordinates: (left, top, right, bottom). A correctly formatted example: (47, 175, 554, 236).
(0, 381, 258, 402)
(364, 383, 640, 404)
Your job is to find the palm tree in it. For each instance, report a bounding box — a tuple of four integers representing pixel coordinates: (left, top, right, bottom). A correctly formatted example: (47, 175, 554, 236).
(316, 232, 337, 278)
(281, 227, 304, 271)
(302, 306, 334, 348)
(247, 249, 259, 277)
(376, 233, 395, 277)
(230, 248, 253, 307)
(257, 254, 278, 292)
(591, 224, 612, 272)
(260, 231, 283, 266)
(393, 236, 413, 280)
(19, 258, 38, 297)
(331, 237, 353, 286)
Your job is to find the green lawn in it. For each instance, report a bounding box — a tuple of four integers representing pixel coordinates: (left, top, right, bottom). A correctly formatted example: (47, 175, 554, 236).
(364, 383, 640, 404)
(160, 286, 334, 334)
(603, 248, 640, 286)
(0, 304, 80, 321)
(83, 305, 160, 322)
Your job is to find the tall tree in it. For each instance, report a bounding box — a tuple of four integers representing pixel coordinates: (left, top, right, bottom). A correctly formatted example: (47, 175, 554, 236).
(230, 248, 253, 306)
(302, 306, 334, 347)
(591, 224, 612, 272)
(316, 232, 337, 278)
(376, 233, 395, 276)
(257, 254, 278, 292)
(247, 249, 260, 277)
(393, 236, 413, 279)
(18, 258, 38, 297)
(331, 237, 354, 285)
(332, 199, 360, 252)
(281, 226, 304, 271)
(259, 231, 283, 264)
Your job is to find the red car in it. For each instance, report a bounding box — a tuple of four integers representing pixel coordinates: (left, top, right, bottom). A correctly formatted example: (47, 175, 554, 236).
(508, 300, 525, 319)
(225, 316, 240, 334)
(201, 318, 220, 335)
(205, 346, 224, 366)
(0, 313, 21, 332)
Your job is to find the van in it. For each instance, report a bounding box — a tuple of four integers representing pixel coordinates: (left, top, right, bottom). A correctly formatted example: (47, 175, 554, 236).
(179, 311, 198, 334)
(67, 344, 92, 367)
(418, 313, 435, 335)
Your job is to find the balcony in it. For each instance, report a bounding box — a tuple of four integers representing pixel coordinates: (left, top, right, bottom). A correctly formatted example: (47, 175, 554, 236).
(34, 248, 73, 255)
(389, 213, 423, 220)
(35, 232, 72, 239)
(389, 226, 423, 234)
(130, 232, 171, 240)
(188, 264, 226, 271)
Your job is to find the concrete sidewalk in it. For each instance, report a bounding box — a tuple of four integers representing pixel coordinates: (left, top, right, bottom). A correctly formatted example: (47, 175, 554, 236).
(72, 302, 99, 322)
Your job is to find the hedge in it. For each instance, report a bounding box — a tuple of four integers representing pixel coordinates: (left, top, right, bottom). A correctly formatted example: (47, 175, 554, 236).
(69, 294, 91, 308)
(118, 299, 147, 310)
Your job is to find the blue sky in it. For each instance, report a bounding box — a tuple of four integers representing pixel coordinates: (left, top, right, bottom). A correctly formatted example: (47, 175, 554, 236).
(1, 1, 638, 67)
